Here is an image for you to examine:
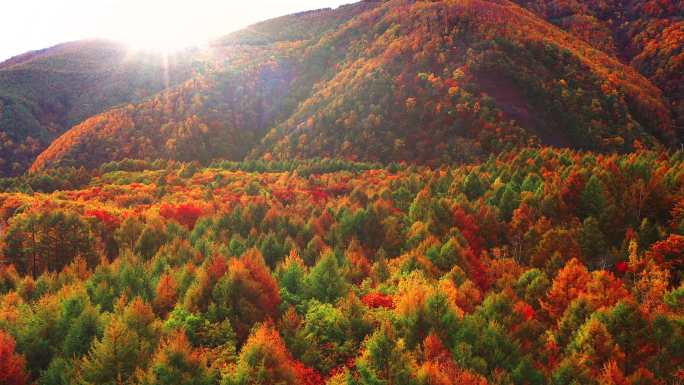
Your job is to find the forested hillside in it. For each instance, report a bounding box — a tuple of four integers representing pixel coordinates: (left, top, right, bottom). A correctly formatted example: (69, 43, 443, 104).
(0, 1, 683, 384)
(31, 0, 679, 172)
(1, 148, 683, 384)
(0, 40, 199, 176)
(511, 0, 684, 136)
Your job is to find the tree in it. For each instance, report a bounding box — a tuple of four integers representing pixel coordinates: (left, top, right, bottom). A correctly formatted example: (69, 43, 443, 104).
(2, 209, 96, 277)
(542, 258, 590, 319)
(210, 249, 280, 342)
(114, 216, 144, 251)
(305, 252, 347, 304)
(135, 220, 168, 259)
(62, 305, 101, 358)
(579, 217, 608, 266)
(514, 268, 550, 307)
(226, 323, 309, 385)
(498, 184, 520, 221)
(417, 333, 490, 385)
(299, 301, 352, 373)
(567, 318, 624, 374)
(78, 319, 146, 385)
(141, 331, 216, 385)
(154, 273, 178, 316)
(579, 175, 606, 219)
(0, 330, 29, 385)
(463, 173, 484, 200)
(159, 203, 205, 229)
(647, 234, 684, 282)
(39, 357, 73, 385)
(276, 249, 308, 310)
(354, 322, 417, 385)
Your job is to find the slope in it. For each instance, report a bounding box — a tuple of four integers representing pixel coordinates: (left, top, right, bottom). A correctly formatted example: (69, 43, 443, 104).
(31, 0, 677, 172)
(30, 2, 381, 172)
(253, 0, 677, 164)
(0, 39, 198, 175)
(510, 0, 684, 136)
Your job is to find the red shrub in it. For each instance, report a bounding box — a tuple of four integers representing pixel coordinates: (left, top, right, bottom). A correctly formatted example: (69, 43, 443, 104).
(159, 203, 205, 229)
(361, 292, 394, 309)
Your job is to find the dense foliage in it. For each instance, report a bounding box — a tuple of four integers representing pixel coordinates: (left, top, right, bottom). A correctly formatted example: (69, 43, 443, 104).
(0, 40, 199, 176)
(511, 0, 684, 136)
(29, 0, 679, 173)
(0, 1, 682, 384)
(0, 149, 682, 385)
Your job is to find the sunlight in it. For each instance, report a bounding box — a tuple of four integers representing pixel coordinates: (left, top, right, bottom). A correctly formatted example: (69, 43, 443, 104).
(107, 1, 209, 53)
(1, 0, 353, 61)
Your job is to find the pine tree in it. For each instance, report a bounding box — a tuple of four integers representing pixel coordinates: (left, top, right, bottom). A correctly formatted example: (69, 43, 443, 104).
(498, 184, 520, 221)
(305, 252, 347, 304)
(579, 217, 608, 267)
(141, 331, 216, 385)
(79, 319, 146, 385)
(579, 175, 606, 219)
(463, 172, 484, 200)
(354, 322, 417, 385)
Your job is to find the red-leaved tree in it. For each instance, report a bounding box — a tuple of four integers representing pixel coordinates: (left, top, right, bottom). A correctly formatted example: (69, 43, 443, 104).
(0, 331, 29, 385)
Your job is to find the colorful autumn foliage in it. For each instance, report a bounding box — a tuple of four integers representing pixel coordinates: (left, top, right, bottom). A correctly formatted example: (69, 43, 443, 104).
(2, 127, 684, 385)
(0, 331, 29, 385)
(0, 0, 680, 383)
(360, 292, 394, 309)
(159, 203, 206, 229)
(28, 0, 680, 174)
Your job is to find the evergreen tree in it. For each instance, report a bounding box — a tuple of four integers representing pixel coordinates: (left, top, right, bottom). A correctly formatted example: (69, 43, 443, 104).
(141, 331, 216, 385)
(463, 172, 484, 200)
(305, 252, 347, 304)
(498, 184, 520, 221)
(353, 323, 417, 385)
(579, 217, 608, 267)
(579, 175, 606, 219)
(79, 319, 146, 385)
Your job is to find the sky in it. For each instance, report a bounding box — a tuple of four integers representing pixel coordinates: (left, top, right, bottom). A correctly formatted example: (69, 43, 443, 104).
(0, 0, 353, 61)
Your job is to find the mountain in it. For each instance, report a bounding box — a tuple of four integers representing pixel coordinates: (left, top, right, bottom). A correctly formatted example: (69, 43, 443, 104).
(26, 0, 683, 173)
(510, 0, 684, 136)
(0, 39, 200, 175)
(1, 3, 684, 385)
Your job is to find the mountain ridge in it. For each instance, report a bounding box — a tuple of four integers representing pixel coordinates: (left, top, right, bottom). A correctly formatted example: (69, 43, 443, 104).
(31, 0, 679, 173)
(0, 0, 678, 176)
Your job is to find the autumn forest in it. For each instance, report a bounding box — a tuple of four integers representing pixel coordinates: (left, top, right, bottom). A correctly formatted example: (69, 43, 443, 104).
(0, 0, 682, 385)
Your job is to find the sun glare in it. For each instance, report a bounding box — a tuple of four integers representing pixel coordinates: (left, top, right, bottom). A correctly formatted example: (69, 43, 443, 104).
(103, 0, 228, 54)
(121, 33, 197, 54)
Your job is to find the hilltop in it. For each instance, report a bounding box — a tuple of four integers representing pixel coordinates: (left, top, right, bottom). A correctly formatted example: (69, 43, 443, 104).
(0, 40, 199, 175)
(29, 0, 680, 173)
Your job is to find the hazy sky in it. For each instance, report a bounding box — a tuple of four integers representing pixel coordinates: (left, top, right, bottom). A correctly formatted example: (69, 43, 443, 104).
(0, 0, 353, 61)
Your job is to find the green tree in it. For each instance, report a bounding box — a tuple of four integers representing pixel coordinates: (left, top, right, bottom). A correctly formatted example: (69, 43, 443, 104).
(463, 172, 484, 200)
(276, 250, 308, 310)
(62, 305, 102, 358)
(3, 209, 95, 277)
(305, 252, 347, 304)
(300, 301, 352, 373)
(135, 220, 168, 259)
(79, 319, 147, 385)
(499, 184, 520, 221)
(353, 323, 417, 385)
(579, 175, 606, 219)
(579, 217, 608, 266)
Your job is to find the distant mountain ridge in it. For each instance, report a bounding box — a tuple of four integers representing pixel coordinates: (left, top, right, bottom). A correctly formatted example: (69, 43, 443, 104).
(510, 0, 684, 137)
(1, 0, 678, 175)
(0, 40, 199, 175)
